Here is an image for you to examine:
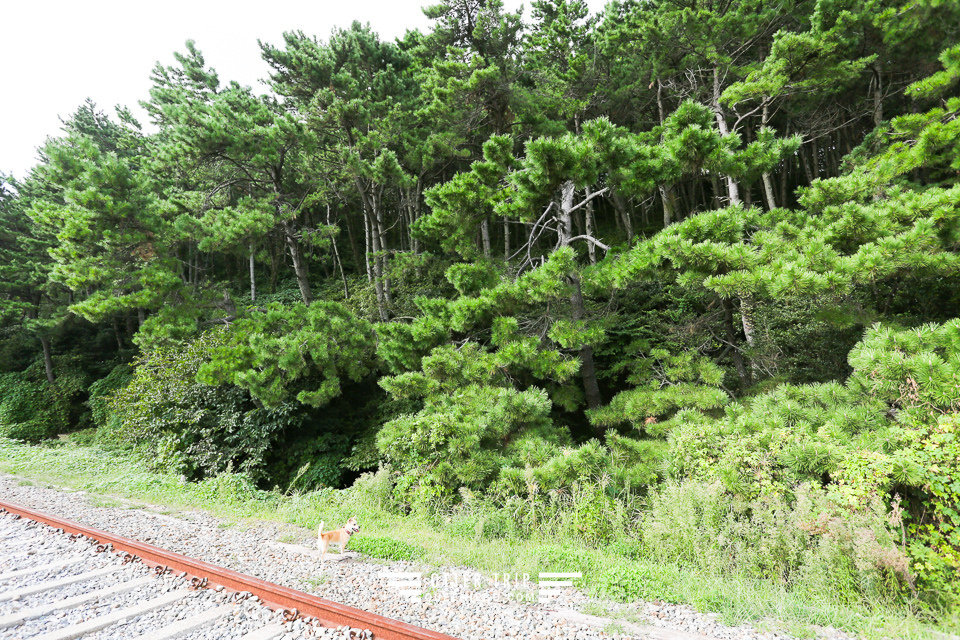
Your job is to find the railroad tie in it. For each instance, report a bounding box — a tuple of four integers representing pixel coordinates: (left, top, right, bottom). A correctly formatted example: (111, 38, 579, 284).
(0, 564, 120, 602)
(0, 575, 154, 629)
(27, 588, 189, 640)
(137, 602, 236, 640)
(0, 556, 85, 585)
(237, 623, 287, 640)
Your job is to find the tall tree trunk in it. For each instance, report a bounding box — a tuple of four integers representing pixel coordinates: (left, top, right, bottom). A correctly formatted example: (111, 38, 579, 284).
(712, 66, 740, 205)
(356, 179, 389, 321)
(761, 102, 777, 210)
(585, 186, 597, 265)
(404, 182, 422, 255)
(249, 243, 256, 302)
(343, 210, 362, 272)
(762, 172, 777, 210)
(659, 183, 676, 227)
(481, 217, 492, 258)
(282, 220, 312, 305)
(570, 274, 603, 414)
(559, 180, 603, 414)
(504, 216, 510, 261)
(800, 144, 815, 186)
(367, 210, 388, 321)
(40, 335, 55, 385)
(559, 181, 575, 243)
(722, 298, 751, 388)
(362, 211, 373, 282)
(611, 187, 633, 240)
(872, 62, 884, 127)
(739, 293, 760, 380)
(375, 200, 392, 309)
(113, 317, 124, 351)
(739, 294, 757, 350)
(327, 205, 349, 299)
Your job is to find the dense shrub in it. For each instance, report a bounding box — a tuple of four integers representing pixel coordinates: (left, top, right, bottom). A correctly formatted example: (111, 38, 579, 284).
(103, 329, 303, 482)
(0, 372, 68, 442)
(594, 564, 660, 603)
(342, 466, 400, 514)
(903, 413, 960, 608)
(193, 472, 277, 506)
(278, 431, 352, 493)
(532, 544, 596, 576)
(378, 379, 563, 506)
(86, 363, 132, 430)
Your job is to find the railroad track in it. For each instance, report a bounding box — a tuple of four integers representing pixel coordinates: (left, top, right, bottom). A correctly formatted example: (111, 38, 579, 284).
(0, 500, 457, 640)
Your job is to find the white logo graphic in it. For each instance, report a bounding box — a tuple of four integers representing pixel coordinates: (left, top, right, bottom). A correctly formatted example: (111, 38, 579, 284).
(379, 571, 422, 599)
(537, 572, 581, 602)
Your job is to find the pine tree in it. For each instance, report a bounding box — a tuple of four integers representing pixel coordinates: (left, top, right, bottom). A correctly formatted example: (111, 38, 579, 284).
(146, 41, 317, 305)
(261, 24, 420, 319)
(0, 173, 67, 384)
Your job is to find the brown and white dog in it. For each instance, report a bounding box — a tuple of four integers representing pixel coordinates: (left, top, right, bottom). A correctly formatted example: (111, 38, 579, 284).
(317, 517, 360, 562)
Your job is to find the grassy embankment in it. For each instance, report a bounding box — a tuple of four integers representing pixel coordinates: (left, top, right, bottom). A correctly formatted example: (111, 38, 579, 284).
(0, 436, 955, 640)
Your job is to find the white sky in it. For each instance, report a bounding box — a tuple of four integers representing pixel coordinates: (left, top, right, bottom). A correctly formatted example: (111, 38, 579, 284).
(2, 0, 608, 181)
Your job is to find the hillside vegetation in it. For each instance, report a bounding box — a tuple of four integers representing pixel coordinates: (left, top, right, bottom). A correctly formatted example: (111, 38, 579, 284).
(1, 0, 958, 629)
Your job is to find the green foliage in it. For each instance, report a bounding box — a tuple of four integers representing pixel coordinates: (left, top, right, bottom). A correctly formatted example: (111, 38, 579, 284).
(104, 330, 302, 482)
(848, 320, 960, 418)
(594, 564, 657, 603)
(378, 336, 585, 508)
(639, 480, 912, 605)
(193, 472, 276, 506)
(904, 413, 960, 607)
(378, 379, 560, 505)
(2, 0, 960, 625)
(341, 466, 402, 515)
(531, 543, 596, 576)
(29, 126, 178, 324)
(420, 135, 515, 257)
(590, 347, 727, 432)
(197, 301, 376, 408)
(86, 364, 132, 430)
(0, 373, 68, 442)
(376, 309, 451, 375)
(279, 432, 352, 493)
(349, 535, 425, 561)
(442, 496, 522, 541)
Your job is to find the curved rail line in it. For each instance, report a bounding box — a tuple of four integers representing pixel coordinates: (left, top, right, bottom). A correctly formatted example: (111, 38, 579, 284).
(0, 499, 458, 640)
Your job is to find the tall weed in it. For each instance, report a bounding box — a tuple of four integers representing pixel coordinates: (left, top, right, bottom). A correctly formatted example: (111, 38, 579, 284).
(639, 480, 913, 606)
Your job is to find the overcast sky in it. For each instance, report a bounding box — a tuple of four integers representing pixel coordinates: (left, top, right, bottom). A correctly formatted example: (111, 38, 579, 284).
(2, 0, 608, 181)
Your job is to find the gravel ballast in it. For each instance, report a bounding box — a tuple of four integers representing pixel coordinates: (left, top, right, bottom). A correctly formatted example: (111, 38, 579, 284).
(0, 475, 857, 640)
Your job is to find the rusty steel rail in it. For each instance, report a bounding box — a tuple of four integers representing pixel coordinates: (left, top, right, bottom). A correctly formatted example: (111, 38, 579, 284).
(0, 499, 457, 640)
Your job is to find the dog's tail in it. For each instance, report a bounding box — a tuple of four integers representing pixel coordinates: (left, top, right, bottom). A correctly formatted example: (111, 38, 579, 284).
(318, 521, 325, 536)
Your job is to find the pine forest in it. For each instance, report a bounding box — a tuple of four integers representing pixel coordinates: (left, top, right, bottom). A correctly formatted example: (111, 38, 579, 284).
(2, 0, 960, 627)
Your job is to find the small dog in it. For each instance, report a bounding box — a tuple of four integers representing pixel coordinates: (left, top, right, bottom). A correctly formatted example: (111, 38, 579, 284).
(317, 517, 360, 562)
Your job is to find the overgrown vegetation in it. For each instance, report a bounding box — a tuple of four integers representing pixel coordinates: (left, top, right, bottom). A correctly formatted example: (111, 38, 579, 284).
(1, 0, 959, 632)
(1, 437, 955, 639)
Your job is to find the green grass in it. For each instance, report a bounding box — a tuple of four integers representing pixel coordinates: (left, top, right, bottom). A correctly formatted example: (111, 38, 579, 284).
(1, 436, 956, 640)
